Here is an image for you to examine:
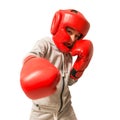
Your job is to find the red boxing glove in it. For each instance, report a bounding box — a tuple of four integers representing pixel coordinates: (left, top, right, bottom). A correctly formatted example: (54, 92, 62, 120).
(70, 40, 93, 80)
(20, 55, 60, 100)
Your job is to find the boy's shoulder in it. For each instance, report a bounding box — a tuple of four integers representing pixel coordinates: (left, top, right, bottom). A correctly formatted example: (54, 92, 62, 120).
(38, 36, 53, 44)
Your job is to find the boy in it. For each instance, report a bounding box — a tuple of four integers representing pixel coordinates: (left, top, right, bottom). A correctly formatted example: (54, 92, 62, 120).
(20, 9, 93, 120)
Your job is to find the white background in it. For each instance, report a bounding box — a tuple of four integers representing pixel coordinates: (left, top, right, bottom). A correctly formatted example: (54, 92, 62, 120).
(0, 0, 120, 120)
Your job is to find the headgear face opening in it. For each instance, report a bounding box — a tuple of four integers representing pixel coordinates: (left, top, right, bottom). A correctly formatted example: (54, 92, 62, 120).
(51, 9, 90, 53)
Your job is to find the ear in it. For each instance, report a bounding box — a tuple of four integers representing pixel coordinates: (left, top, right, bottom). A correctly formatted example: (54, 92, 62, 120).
(51, 11, 61, 35)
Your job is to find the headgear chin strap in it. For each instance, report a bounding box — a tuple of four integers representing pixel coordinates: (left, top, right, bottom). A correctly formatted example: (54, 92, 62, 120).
(51, 9, 90, 53)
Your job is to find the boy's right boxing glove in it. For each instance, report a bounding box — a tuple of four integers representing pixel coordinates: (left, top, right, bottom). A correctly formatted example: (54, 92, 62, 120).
(20, 55, 60, 100)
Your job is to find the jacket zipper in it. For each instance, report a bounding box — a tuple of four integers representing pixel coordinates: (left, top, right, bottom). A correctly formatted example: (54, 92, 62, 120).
(58, 76, 65, 112)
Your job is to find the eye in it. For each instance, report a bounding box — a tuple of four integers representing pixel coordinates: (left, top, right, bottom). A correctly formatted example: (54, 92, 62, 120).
(66, 27, 73, 35)
(76, 34, 83, 40)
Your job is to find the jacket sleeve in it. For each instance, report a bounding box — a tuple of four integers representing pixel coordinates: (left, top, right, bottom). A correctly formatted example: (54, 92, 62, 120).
(27, 38, 48, 58)
(68, 78, 78, 86)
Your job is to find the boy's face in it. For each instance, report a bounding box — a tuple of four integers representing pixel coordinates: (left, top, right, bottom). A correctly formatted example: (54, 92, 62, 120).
(64, 27, 82, 49)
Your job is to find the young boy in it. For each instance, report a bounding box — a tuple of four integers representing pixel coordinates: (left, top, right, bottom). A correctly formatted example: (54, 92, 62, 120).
(20, 9, 93, 120)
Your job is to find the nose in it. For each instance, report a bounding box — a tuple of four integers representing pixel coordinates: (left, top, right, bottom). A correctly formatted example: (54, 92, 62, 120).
(70, 34, 76, 43)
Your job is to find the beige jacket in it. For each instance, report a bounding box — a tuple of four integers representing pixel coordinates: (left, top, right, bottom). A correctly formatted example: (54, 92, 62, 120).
(28, 37, 77, 113)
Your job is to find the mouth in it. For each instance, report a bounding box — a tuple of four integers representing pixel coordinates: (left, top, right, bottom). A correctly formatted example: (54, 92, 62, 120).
(64, 43, 73, 49)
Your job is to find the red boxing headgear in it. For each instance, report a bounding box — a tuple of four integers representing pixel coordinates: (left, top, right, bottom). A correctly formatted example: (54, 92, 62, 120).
(51, 9, 90, 53)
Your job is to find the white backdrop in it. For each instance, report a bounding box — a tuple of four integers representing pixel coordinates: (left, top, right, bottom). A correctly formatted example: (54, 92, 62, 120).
(0, 0, 120, 120)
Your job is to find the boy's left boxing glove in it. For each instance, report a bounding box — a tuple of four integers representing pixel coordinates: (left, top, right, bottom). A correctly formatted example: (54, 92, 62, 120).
(70, 39, 93, 80)
(20, 55, 60, 100)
